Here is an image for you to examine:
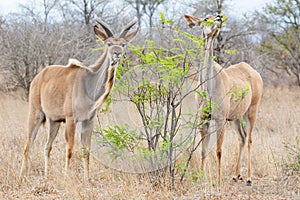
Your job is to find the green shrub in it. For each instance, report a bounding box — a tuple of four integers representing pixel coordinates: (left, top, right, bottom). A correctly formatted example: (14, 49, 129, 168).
(281, 136, 300, 174)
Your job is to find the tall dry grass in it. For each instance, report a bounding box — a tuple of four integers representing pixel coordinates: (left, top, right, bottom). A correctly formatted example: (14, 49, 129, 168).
(0, 86, 299, 199)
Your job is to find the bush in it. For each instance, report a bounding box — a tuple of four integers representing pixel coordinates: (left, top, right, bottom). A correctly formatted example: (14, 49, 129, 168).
(281, 136, 300, 174)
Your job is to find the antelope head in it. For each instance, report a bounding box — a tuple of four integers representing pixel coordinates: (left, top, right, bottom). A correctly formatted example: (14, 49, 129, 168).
(184, 14, 223, 38)
(94, 18, 139, 65)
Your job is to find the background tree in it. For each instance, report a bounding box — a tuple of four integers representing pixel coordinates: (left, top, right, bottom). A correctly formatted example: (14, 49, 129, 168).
(41, 0, 59, 25)
(1, 0, 299, 95)
(67, 0, 109, 26)
(256, 0, 300, 85)
(125, 0, 167, 31)
(0, 18, 91, 96)
(0, 0, 126, 95)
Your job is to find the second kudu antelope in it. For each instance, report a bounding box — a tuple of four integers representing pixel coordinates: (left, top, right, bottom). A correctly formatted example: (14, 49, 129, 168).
(20, 18, 139, 182)
(184, 14, 263, 186)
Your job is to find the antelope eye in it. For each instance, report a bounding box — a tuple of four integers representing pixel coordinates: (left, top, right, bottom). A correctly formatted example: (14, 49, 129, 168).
(122, 43, 126, 47)
(107, 42, 112, 46)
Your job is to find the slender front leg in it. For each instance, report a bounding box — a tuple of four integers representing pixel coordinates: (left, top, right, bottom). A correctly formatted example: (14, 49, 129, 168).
(233, 120, 246, 182)
(44, 120, 60, 178)
(215, 118, 226, 187)
(246, 105, 259, 186)
(247, 129, 253, 186)
(65, 117, 76, 177)
(200, 121, 210, 172)
(20, 111, 45, 180)
(81, 118, 94, 182)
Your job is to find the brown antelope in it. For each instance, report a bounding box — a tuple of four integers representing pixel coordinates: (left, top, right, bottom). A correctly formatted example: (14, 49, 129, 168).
(184, 14, 263, 186)
(19, 18, 138, 182)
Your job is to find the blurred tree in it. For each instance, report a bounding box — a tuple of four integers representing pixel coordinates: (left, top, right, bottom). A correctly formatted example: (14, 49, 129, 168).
(216, 17, 259, 67)
(3, 0, 296, 96)
(256, 0, 300, 85)
(67, 0, 109, 26)
(186, 0, 223, 17)
(125, 0, 167, 29)
(0, 18, 93, 96)
(18, 0, 58, 25)
(41, 0, 59, 25)
(46, 0, 110, 27)
(0, 0, 137, 96)
(0, 0, 119, 96)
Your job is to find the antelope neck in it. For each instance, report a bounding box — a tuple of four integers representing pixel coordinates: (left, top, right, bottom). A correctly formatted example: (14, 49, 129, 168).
(85, 48, 118, 103)
(203, 36, 217, 96)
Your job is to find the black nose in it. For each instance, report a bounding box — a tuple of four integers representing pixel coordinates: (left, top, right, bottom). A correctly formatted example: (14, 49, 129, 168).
(114, 52, 121, 57)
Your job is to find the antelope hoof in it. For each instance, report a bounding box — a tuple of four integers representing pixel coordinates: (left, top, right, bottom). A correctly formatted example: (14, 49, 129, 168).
(232, 176, 237, 182)
(233, 174, 243, 182)
(246, 180, 252, 186)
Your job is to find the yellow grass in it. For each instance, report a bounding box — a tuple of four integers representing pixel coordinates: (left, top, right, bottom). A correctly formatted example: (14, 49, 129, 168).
(0, 86, 299, 199)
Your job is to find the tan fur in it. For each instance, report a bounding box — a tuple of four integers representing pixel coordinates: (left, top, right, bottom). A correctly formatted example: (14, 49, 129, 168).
(94, 64, 116, 110)
(20, 18, 138, 182)
(67, 58, 85, 68)
(184, 14, 263, 186)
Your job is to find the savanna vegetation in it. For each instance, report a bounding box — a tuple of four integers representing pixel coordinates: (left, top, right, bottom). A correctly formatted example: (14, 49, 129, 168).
(0, 0, 299, 199)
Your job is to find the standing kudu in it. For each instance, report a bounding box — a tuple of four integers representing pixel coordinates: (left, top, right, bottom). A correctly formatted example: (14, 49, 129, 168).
(20, 18, 138, 182)
(184, 14, 263, 186)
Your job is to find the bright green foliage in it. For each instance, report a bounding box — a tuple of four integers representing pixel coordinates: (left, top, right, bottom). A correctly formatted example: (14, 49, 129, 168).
(129, 40, 190, 88)
(95, 13, 215, 185)
(201, 18, 215, 27)
(159, 12, 174, 25)
(100, 97, 112, 113)
(282, 136, 300, 173)
(239, 118, 246, 127)
(200, 99, 218, 118)
(182, 32, 205, 50)
(237, 84, 250, 100)
(131, 79, 158, 104)
(101, 124, 140, 151)
(224, 49, 237, 55)
(229, 83, 250, 102)
(221, 14, 227, 24)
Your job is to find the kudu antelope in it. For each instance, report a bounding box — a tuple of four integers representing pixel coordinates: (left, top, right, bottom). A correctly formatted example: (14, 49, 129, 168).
(20, 18, 139, 182)
(184, 14, 263, 186)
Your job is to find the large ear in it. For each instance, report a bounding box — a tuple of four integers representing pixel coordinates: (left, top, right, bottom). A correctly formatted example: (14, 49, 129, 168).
(94, 25, 108, 41)
(119, 18, 138, 39)
(95, 17, 114, 38)
(124, 27, 139, 42)
(183, 14, 204, 28)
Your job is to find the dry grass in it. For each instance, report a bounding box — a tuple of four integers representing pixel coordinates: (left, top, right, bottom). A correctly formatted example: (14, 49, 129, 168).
(0, 86, 299, 199)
